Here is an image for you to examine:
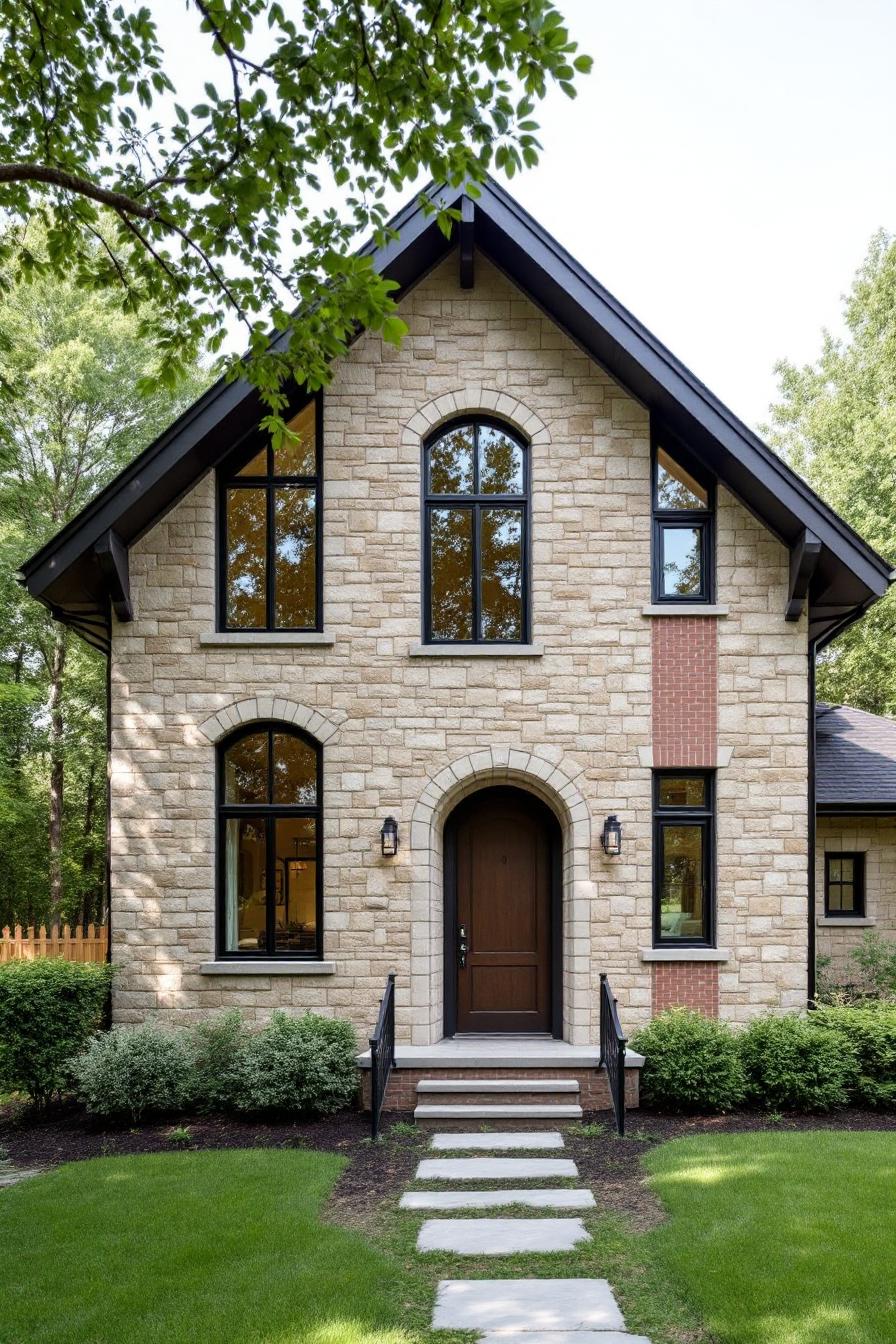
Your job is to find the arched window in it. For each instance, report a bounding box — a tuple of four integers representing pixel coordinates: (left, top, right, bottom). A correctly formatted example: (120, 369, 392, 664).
(218, 398, 322, 631)
(218, 724, 322, 958)
(423, 417, 529, 644)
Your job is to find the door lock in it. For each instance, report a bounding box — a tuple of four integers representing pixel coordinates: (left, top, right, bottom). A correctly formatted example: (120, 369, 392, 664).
(458, 924, 468, 969)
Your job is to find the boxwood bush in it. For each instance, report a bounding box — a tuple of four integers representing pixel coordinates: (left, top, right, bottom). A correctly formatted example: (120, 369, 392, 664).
(630, 1008, 745, 1113)
(73, 1022, 194, 1122)
(738, 1013, 853, 1111)
(231, 1011, 358, 1116)
(190, 1009, 247, 1113)
(0, 958, 112, 1108)
(814, 1004, 896, 1109)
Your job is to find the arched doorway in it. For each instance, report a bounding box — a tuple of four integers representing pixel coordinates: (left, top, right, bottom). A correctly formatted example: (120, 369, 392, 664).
(444, 786, 562, 1036)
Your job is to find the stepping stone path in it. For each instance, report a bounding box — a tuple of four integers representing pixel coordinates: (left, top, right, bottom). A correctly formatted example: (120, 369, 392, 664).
(404, 1127, 651, 1341)
(0, 1163, 43, 1190)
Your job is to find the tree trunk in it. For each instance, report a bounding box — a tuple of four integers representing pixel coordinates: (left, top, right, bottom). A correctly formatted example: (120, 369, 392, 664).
(47, 627, 67, 925)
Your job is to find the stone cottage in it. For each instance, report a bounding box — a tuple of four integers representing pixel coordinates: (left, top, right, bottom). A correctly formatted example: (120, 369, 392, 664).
(20, 178, 893, 1118)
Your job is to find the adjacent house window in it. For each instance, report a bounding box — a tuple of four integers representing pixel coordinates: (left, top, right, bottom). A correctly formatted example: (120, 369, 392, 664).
(423, 418, 529, 644)
(824, 852, 865, 917)
(219, 398, 321, 631)
(653, 771, 715, 945)
(652, 438, 714, 602)
(217, 725, 322, 958)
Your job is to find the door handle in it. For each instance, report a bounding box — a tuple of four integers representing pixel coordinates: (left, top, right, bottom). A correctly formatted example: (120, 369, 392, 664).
(458, 924, 468, 969)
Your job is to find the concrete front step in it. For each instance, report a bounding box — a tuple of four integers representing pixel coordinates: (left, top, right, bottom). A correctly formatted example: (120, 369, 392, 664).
(418, 1216, 590, 1255)
(478, 1333, 651, 1343)
(416, 1078, 580, 1093)
(415, 1103, 583, 1127)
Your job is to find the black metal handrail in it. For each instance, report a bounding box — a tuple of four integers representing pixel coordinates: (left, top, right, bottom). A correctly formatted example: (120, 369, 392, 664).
(599, 972, 627, 1136)
(369, 972, 396, 1140)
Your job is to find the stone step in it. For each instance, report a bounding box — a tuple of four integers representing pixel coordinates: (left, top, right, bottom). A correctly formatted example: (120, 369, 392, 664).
(415, 1104, 583, 1127)
(416, 1157, 578, 1182)
(430, 1130, 564, 1151)
(400, 1187, 595, 1210)
(478, 1334, 651, 1344)
(418, 1217, 590, 1255)
(431, 1279, 627, 1332)
(416, 1078, 580, 1094)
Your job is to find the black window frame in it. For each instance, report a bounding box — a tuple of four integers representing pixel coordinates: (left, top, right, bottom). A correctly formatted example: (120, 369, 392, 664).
(652, 770, 716, 948)
(216, 722, 324, 960)
(422, 416, 531, 646)
(651, 426, 715, 605)
(824, 851, 866, 918)
(217, 394, 323, 633)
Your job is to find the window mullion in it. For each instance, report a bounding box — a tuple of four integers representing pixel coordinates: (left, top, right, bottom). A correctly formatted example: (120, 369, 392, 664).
(472, 503, 481, 643)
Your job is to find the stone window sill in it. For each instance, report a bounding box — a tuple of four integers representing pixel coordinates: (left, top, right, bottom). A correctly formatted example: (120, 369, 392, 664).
(640, 947, 730, 962)
(816, 917, 875, 928)
(199, 632, 335, 647)
(199, 960, 335, 975)
(641, 604, 729, 617)
(409, 643, 544, 658)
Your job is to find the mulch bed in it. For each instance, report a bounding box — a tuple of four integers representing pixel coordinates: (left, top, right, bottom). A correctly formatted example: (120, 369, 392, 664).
(3, 1101, 894, 1234)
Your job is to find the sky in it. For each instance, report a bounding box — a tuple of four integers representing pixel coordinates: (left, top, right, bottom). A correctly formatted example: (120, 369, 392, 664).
(159, 0, 896, 432)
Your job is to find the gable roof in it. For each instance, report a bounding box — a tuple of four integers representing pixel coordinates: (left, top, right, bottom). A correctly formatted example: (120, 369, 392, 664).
(19, 175, 892, 651)
(816, 702, 896, 813)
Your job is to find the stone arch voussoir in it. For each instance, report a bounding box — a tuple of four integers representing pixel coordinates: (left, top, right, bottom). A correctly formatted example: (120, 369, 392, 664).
(401, 388, 551, 449)
(197, 697, 344, 746)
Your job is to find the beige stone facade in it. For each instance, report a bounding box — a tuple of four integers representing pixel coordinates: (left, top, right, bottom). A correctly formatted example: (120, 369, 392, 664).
(816, 816, 896, 982)
(109, 254, 810, 1043)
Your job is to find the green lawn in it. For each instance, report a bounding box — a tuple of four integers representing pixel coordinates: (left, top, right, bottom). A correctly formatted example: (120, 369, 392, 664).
(644, 1130, 896, 1344)
(0, 1149, 419, 1344)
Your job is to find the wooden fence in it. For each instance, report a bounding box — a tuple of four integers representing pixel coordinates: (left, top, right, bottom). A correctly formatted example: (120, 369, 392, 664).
(0, 924, 109, 964)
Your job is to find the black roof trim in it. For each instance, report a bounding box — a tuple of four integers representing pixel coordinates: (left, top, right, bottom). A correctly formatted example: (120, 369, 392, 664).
(21, 174, 891, 648)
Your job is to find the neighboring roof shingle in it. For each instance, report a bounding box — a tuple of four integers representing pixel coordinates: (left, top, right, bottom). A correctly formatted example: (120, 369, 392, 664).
(816, 702, 896, 810)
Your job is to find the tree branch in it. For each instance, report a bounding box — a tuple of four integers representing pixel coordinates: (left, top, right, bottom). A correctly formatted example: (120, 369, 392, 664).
(0, 164, 158, 220)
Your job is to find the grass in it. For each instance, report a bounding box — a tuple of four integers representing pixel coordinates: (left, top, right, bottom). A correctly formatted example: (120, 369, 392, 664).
(643, 1130, 896, 1344)
(0, 1149, 421, 1344)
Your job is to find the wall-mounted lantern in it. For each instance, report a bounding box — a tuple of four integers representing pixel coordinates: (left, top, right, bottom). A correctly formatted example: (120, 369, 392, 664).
(600, 814, 622, 857)
(380, 816, 399, 858)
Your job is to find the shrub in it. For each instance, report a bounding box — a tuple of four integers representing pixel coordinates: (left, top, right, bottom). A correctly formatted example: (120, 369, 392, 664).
(189, 1009, 247, 1112)
(232, 1012, 358, 1117)
(73, 1023, 193, 1122)
(848, 931, 896, 1000)
(0, 958, 112, 1108)
(739, 1014, 853, 1111)
(814, 1003, 896, 1109)
(630, 1009, 745, 1114)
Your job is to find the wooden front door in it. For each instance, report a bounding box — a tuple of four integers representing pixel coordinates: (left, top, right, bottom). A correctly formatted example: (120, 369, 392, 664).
(450, 788, 555, 1034)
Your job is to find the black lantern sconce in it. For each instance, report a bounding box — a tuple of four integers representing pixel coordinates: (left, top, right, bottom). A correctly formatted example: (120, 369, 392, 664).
(380, 816, 399, 858)
(600, 814, 622, 857)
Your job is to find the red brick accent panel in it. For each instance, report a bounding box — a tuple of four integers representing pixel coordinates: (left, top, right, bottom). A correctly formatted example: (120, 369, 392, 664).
(651, 962, 719, 1016)
(359, 1066, 640, 1113)
(651, 616, 717, 767)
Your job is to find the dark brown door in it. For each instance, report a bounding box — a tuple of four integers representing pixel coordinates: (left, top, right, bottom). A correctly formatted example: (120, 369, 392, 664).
(452, 788, 554, 1034)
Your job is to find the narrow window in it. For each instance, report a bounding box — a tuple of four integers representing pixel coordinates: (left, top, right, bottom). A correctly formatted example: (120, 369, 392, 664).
(423, 418, 529, 644)
(219, 398, 321, 631)
(653, 771, 715, 946)
(218, 725, 322, 958)
(652, 436, 714, 603)
(824, 852, 865, 917)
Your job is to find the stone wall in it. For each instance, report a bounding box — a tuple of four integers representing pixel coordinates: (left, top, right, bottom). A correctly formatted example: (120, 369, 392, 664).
(109, 252, 809, 1042)
(816, 815, 896, 984)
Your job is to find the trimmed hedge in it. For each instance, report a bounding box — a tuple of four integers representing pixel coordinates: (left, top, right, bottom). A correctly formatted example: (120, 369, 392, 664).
(630, 1009, 745, 1113)
(72, 1009, 359, 1122)
(814, 1004, 896, 1109)
(739, 1014, 852, 1112)
(0, 958, 112, 1108)
(73, 1022, 194, 1122)
(232, 1012, 358, 1116)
